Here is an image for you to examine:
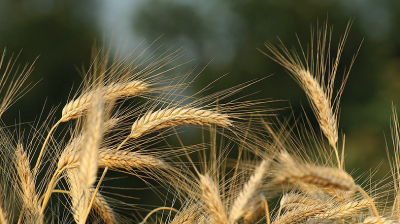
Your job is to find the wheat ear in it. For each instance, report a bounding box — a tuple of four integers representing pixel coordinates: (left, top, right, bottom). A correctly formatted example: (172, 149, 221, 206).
(313, 199, 370, 220)
(262, 24, 347, 167)
(242, 194, 269, 224)
(275, 152, 356, 191)
(272, 205, 325, 224)
(15, 144, 43, 224)
(130, 107, 231, 138)
(91, 190, 117, 224)
(61, 80, 148, 122)
(362, 216, 399, 224)
(77, 92, 104, 224)
(67, 169, 86, 223)
(199, 174, 229, 224)
(229, 159, 269, 222)
(34, 81, 133, 175)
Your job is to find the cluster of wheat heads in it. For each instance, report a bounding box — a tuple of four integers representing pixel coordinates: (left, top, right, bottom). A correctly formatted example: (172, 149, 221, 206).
(1, 21, 400, 224)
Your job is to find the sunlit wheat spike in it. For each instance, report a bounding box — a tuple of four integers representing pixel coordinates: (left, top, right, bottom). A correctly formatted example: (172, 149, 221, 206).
(362, 216, 399, 224)
(272, 205, 325, 224)
(279, 193, 326, 212)
(313, 199, 370, 220)
(129, 107, 232, 139)
(67, 168, 116, 224)
(59, 147, 167, 172)
(242, 194, 268, 224)
(275, 152, 356, 191)
(261, 22, 353, 168)
(15, 144, 43, 224)
(92, 191, 117, 224)
(229, 159, 269, 222)
(98, 149, 168, 170)
(67, 169, 86, 224)
(276, 163, 356, 191)
(78, 92, 104, 190)
(61, 80, 148, 122)
(76, 92, 104, 224)
(199, 174, 229, 224)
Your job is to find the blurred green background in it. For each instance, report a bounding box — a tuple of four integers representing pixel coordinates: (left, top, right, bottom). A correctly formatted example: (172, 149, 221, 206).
(1, 0, 400, 219)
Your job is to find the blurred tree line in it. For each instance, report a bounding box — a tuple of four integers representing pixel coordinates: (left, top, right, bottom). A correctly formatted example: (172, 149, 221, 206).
(1, 0, 400, 219)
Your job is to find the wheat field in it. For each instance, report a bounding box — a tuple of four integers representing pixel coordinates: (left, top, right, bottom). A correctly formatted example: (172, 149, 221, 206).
(0, 21, 398, 224)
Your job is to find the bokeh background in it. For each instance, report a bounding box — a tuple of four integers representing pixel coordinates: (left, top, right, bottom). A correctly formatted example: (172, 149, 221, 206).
(1, 0, 400, 219)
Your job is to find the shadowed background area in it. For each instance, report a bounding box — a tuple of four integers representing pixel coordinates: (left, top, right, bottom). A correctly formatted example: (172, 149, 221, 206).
(1, 0, 400, 220)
